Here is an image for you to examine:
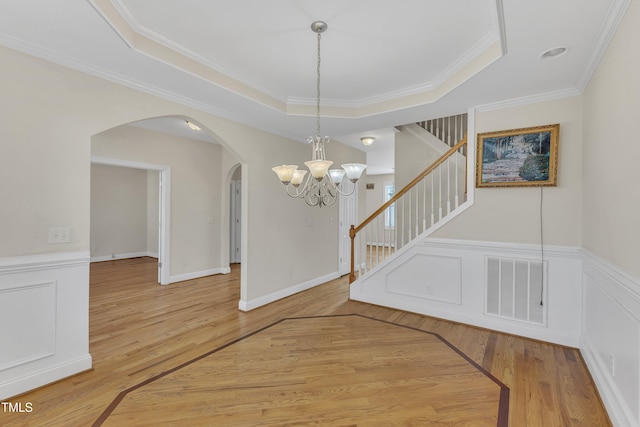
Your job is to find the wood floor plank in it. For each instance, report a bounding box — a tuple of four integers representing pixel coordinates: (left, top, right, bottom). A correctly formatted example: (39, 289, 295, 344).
(0, 257, 611, 426)
(100, 316, 504, 426)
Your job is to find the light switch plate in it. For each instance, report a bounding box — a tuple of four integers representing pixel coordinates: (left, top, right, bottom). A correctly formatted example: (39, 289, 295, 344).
(48, 226, 71, 244)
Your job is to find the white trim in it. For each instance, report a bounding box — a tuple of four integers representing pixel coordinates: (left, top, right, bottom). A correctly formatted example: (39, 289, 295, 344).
(90, 252, 158, 263)
(581, 249, 640, 310)
(581, 336, 637, 427)
(353, 291, 580, 347)
(579, 249, 640, 427)
(169, 267, 231, 284)
(287, 32, 500, 110)
(466, 107, 476, 205)
(355, 199, 476, 282)
(423, 237, 582, 259)
(91, 156, 171, 285)
(0, 251, 89, 274)
(238, 272, 340, 312)
(475, 88, 582, 113)
(0, 355, 92, 400)
(577, 0, 633, 91)
(91, 156, 169, 172)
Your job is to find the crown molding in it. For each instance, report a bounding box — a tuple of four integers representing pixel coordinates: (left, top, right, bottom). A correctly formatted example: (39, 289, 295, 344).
(577, 0, 632, 91)
(91, 0, 504, 119)
(475, 87, 582, 113)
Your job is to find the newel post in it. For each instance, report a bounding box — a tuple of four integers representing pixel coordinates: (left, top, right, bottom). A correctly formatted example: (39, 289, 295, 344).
(349, 225, 356, 283)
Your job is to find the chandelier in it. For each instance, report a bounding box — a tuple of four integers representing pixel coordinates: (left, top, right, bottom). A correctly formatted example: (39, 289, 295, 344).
(272, 21, 366, 207)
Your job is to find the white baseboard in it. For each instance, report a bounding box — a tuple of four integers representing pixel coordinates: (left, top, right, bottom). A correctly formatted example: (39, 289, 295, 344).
(169, 266, 231, 284)
(238, 271, 340, 312)
(90, 251, 157, 263)
(581, 336, 636, 427)
(0, 355, 92, 400)
(350, 290, 580, 347)
(580, 249, 640, 427)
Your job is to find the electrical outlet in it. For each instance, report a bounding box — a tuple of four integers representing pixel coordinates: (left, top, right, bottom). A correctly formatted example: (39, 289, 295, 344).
(426, 285, 433, 295)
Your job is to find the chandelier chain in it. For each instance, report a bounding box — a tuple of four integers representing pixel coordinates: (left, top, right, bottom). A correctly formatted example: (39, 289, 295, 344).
(316, 31, 322, 139)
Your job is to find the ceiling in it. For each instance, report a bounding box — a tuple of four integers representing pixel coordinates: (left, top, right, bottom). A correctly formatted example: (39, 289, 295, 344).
(0, 0, 629, 173)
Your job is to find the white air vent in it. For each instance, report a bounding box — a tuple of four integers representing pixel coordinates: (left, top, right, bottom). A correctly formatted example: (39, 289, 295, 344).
(485, 256, 545, 325)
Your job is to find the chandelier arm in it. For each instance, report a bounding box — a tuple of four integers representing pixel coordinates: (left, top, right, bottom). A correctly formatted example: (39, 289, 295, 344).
(324, 173, 356, 196)
(285, 184, 305, 198)
(286, 172, 313, 198)
(331, 184, 357, 196)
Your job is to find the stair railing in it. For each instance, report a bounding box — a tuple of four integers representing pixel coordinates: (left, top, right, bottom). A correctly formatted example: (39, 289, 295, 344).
(418, 113, 468, 149)
(349, 135, 467, 283)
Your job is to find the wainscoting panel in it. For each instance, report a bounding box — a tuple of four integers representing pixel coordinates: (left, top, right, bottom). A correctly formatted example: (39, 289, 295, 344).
(580, 250, 640, 427)
(0, 281, 56, 371)
(350, 237, 582, 347)
(0, 252, 92, 399)
(386, 254, 461, 304)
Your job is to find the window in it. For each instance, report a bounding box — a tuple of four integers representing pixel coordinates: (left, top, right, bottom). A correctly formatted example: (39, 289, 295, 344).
(384, 183, 395, 228)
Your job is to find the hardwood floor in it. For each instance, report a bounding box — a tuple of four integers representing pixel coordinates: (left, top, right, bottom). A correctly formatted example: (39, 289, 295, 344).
(1, 257, 610, 426)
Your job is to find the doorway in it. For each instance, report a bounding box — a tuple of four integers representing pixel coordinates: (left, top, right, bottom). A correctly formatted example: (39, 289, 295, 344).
(229, 166, 242, 264)
(90, 156, 171, 285)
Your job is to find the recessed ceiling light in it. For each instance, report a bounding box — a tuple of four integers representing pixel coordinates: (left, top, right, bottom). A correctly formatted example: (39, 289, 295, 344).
(540, 47, 568, 59)
(186, 120, 201, 131)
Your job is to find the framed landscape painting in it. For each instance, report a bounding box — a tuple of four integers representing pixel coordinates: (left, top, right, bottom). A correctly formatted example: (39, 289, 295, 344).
(476, 124, 559, 187)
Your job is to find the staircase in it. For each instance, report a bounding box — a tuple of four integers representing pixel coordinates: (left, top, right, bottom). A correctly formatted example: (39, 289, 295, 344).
(349, 114, 472, 284)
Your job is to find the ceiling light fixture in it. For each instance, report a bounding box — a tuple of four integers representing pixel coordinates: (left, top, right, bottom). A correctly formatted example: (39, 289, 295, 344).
(186, 120, 201, 131)
(540, 46, 568, 59)
(272, 21, 366, 207)
(360, 136, 375, 146)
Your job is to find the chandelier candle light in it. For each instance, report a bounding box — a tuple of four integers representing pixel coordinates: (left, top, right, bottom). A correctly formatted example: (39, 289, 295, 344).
(272, 21, 366, 207)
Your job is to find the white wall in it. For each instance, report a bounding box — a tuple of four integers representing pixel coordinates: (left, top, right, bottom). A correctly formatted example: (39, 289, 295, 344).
(90, 164, 149, 260)
(581, 1, 640, 425)
(147, 170, 159, 255)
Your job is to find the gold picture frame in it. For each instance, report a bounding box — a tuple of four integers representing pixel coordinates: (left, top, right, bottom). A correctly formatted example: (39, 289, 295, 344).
(476, 124, 559, 188)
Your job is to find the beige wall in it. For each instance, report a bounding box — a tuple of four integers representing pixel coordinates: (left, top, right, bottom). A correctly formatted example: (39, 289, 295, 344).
(583, 0, 640, 280)
(0, 44, 364, 303)
(432, 96, 584, 247)
(90, 164, 148, 258)
(394, 129, 443, 190)
(364, 174, 395, 217)
(92, 125, 224, 277)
